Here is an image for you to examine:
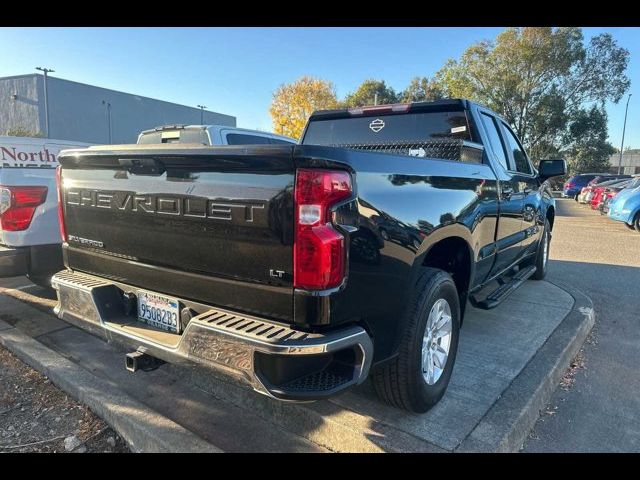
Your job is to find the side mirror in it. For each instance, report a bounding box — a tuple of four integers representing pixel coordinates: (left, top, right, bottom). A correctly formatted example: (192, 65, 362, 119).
(538, 159, 566, 180)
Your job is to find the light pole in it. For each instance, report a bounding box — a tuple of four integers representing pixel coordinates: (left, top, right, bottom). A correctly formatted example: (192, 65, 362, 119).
(35, 67, 54, 138)
(618, 93, 632, 174)
(197, 105, 207, 125)
(102, 100, 112, 144)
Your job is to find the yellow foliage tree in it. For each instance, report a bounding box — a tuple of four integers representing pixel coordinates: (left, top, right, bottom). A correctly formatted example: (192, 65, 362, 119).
(270, 76, 339, 140)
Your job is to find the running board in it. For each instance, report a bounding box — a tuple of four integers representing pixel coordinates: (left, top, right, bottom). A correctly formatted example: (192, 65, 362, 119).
(470, 266, 537, 310)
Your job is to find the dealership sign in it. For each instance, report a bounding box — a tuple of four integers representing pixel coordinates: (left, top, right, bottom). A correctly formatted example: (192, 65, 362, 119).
(0, 144, 59, 168)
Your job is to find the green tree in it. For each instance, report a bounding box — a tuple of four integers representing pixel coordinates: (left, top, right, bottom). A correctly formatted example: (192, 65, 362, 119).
(400, 76, 444, 103)
(564, 105, 616, 174)
(432, 27, 630, 160)
(269, 76, 339, 139)
(343, 79, 399, 107)
(5, 127, 44, 138)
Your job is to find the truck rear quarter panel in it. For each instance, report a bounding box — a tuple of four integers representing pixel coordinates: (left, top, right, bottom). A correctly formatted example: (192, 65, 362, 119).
(292, 145, 499, 361)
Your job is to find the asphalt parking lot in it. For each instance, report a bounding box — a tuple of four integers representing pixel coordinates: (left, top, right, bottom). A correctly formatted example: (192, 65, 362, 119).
(523, 198, 640, 452)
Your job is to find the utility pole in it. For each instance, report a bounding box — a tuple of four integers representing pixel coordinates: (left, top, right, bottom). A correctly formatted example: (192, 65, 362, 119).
(35, 67, 54, 138)
(374, 93, 378, 106)
(197, 105, 207, 125)
(618, 93, 632, 174)
(102, 100, 112, 144)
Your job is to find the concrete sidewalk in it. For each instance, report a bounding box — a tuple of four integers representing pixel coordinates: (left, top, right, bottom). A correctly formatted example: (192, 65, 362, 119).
(0, 277, 593, 452)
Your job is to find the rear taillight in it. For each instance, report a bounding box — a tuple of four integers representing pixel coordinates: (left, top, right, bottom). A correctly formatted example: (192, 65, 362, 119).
(0, 185, 48, 231)
(294, 169, 352, 290)
(56, 165, 67, 242)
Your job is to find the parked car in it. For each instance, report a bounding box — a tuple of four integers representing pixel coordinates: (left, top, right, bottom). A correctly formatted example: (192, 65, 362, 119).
(597, 179, 632, 214)
(137, 124, 297, 145)
(52, 99, 565, 413)
(0, 136, 92, 287)
(562, 173, 602, 200)
(590, 178, 631, 210)
(579, 175, 630, 205)
(608, 176, 640, 231)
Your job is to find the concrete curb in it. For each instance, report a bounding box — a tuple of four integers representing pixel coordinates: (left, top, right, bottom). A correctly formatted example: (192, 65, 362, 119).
(0, 319, 221, 453)
(456, 281, 595, 452)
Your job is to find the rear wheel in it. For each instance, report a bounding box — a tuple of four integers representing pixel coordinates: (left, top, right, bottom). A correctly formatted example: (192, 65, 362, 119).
(634, 212, 640, 233)
(372, 268, 460, 413)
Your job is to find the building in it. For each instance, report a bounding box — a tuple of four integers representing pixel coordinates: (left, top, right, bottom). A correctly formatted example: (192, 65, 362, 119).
(0, 74, 236, 144)
(608, 150, 640, 175)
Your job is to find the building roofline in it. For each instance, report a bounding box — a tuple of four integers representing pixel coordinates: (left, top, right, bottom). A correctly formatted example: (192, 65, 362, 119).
(0, 73, 235, 120)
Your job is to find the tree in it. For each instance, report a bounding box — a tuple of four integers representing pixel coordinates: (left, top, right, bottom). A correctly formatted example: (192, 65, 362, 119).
(343, 79, 399, 107)
(432, 28, 630, 160)
(5, 127, 43, 138)
(400, 76, 444, 103)
(564, 105, 616, 173)
(270, 76, 339, 139)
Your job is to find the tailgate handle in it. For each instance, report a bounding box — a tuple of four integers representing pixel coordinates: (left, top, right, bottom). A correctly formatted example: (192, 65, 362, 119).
(118, 157, 165, 175)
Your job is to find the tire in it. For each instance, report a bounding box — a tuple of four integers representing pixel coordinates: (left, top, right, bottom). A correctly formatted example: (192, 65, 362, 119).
(372, 268, 460, 413)
(634, 212, 640, 233)
(625, 222, 636, 230)
(531, 219, 551, 280)
(574, 194, 579, 201)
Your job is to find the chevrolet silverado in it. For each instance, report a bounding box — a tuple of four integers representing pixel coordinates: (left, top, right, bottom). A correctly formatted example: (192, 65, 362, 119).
(52, 99, 565, 412)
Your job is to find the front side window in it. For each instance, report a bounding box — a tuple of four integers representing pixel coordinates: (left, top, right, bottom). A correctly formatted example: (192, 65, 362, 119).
(501, 124, 532, 175)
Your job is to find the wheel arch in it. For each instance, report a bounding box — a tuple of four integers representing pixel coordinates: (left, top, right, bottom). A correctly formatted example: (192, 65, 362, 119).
(413, 225, 475, 324)
(546, 204, 556, 231)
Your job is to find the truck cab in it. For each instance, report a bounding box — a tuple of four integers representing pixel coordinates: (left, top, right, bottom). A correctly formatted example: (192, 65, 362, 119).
(136, 124, 297, 146)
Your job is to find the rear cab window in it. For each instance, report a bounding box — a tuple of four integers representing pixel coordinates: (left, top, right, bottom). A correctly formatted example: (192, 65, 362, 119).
(301, 105, 483, 163)
(226, 133, 272, 145)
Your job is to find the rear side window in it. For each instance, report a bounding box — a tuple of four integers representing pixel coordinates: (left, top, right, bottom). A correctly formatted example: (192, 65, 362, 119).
(226, 134, 272, 145)
(501, 124, 532, 175)
(575, 175, 596, 184)
(480, 113, 509, 171)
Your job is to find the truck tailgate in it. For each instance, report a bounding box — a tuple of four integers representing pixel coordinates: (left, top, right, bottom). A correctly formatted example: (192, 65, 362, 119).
(58, 145, 296, 321)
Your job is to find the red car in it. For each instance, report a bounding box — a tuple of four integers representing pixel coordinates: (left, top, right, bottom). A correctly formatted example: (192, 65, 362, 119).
(590, 178, 631, 210)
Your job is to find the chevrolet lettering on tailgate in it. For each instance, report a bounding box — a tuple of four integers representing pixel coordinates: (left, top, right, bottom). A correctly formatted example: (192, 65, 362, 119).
(65, 189, 266, 223)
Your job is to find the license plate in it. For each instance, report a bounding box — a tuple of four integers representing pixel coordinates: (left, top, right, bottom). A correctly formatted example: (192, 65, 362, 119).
(137, 290, 180, 334)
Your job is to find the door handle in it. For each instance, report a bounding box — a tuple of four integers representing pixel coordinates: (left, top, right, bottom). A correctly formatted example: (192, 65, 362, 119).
(501, 186, 514, 199)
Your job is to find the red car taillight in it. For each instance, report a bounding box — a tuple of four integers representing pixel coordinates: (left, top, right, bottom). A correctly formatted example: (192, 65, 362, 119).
(55, 165, 67, 242)
(294, 169, 352, 290)
(0, 185, 48, 231)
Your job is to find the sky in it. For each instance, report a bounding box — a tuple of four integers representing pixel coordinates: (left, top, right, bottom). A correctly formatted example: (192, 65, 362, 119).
(0, 27, 638, 148)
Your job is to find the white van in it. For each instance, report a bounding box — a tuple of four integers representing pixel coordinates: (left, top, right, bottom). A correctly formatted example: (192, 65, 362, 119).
(137, 124, 297, 145)
(0, 136, 91, 286)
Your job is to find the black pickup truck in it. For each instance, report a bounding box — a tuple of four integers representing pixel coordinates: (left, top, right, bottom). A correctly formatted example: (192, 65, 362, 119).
(52, 99, 565, 413)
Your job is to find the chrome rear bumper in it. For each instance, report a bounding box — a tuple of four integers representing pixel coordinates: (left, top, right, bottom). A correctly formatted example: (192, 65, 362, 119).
(51, 269, 373, 401)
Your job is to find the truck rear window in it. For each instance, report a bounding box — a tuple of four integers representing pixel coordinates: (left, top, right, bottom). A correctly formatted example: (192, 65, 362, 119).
(302, 110, 481, 162)
(302, 110, 472, 146)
